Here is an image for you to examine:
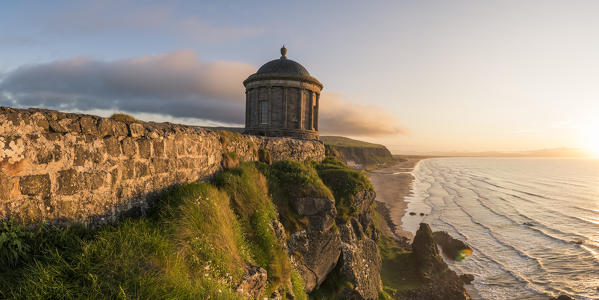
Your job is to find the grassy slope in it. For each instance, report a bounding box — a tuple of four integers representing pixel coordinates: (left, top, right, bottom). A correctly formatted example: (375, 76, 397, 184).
(320, 136, 396, 170)
(0, 183, 246, 299)
(320, 136, 387, 149)
(0, 163, 310, 299)
(0, 157, 411, 300)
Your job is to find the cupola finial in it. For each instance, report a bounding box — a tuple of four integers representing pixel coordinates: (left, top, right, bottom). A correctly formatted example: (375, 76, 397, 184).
(280, 45, 287, 59)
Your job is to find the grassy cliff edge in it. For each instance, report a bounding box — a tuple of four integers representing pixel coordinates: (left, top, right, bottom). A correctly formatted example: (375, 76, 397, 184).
(321, 136, 397, 170)
(0, 154, 467, 299)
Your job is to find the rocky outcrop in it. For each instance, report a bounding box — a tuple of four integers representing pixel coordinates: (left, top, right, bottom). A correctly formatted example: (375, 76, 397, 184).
(287, 195, 341, 292)
(412, 223, 446, 281)
(409, 223, 470, 300)
(285, 175, 383, 299)
(0, 107, 324, 225)
(432, 231, 472, 261)
(236, 264, 268, 299)
(459, 274, 474, 284)
(337, 218, 382, 300)
(307, 185, 382, 300)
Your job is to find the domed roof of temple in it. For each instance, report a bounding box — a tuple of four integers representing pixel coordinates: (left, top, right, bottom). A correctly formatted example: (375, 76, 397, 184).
(256, 58, 310, 76)
(256, 46, 310, 76)
(243, 46, 322, 89)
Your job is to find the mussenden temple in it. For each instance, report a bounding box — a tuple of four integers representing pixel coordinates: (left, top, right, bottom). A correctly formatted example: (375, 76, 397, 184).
(243, 46, 323, 140)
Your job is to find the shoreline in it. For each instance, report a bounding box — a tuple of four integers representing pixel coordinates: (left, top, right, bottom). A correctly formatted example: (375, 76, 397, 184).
(367, 156, 431, 239)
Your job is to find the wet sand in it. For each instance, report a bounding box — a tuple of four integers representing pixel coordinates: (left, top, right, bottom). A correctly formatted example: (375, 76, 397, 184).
(368, 156, 431, 239)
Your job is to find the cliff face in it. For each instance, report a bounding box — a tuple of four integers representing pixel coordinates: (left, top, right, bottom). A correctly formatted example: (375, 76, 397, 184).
(285, 184, 382, 299)
(335, 190, 382, 299)
(321, 136, 394, 169)
(300, 158, 383, 299)
(0, 107, 324, 225)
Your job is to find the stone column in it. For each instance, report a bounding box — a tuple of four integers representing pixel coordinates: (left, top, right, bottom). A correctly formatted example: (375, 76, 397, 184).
(268, 86, 272, 128)
(315, 93, 319, 131)
(282, 87, 287, 128)
(308, 91, 313, 130)
(244, 90, 249, 127)
(297, 88, 302, 129)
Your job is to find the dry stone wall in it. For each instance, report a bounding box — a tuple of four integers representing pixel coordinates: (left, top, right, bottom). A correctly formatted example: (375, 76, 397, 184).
(0, 107, 324, 225)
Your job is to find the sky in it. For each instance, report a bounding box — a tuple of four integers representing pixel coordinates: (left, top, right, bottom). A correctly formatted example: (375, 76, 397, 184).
(1, 1, 599, 155)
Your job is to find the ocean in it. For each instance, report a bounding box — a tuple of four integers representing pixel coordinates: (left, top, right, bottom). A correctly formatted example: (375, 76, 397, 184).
(401, 158, 599, 300)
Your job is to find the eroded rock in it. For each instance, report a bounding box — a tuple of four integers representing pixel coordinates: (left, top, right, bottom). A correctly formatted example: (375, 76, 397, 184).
(432, 231, 472, 261)
(236, 264, 267, 299)
(288, 227, 341, 292)
(459, 274, 474, 284)
(336, 220, 382, 300)
(409, 223, 470, 300)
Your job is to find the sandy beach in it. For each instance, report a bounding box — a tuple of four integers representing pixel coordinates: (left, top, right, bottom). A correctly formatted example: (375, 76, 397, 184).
(368, 156, 429, 239)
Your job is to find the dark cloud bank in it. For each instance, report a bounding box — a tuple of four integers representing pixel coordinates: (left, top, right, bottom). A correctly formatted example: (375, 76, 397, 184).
(0, 50, 404, 136)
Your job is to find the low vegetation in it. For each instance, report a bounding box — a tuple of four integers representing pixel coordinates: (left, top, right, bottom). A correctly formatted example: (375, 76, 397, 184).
(320, 136, 388, 149)
(0, 161, 312, 299)
(0, 155, 409, 299)
(0, 182, 248, 299)
(309, 268, 356, 300)
(212, 163, 291, 293)
(320, 136, 396, 170)
(110, 113, 136, 122)
(372, 205, 425, 298)
(378, 233, 422, 296)
(315, 157, 374, 222)
(260, 160, 333, 233)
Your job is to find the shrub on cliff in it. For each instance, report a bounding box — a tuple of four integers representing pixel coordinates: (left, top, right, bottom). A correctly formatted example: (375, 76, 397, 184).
(110, 113, 136, 122)
(315, 157, 374, 222)
(260, 160, 333, 233)
(0, 220, 33, 267)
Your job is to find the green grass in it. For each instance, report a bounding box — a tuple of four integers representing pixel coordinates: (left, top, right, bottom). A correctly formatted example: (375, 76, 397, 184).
(0, 161, 319, 299)
(320, 136, 387, 149)
(216, 129, 244, 144)
(0, 156, 404, 300)
(0, 220, 34, 267)
(212, 163, 292, 294)
(315, 157, 374, 222)
(260, 160, 333, 233)
(0, 183, 249, 299)
(376, 222, 423, 298)
(291, 270, 307, 300)
(321, 136, 397, 170)
(309, 267, 355, 300)
(110, 113, 136, 122)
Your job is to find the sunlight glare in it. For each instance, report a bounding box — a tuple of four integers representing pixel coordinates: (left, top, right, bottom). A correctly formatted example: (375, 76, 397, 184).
(580, 123, 599, 157)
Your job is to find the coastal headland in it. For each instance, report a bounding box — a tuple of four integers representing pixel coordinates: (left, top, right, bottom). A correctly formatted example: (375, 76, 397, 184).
(0, 108, 472, 299)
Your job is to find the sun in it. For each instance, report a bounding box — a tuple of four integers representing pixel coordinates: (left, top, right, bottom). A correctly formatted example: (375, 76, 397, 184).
(580, 125, 599, 157)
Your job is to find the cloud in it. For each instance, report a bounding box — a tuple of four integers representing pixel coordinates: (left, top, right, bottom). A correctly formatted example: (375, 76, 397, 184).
(43, 2, 263, 42)
(0, 50, 255, 123)
(319, 92, 406, 136)
(0, 50, 405, 136)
